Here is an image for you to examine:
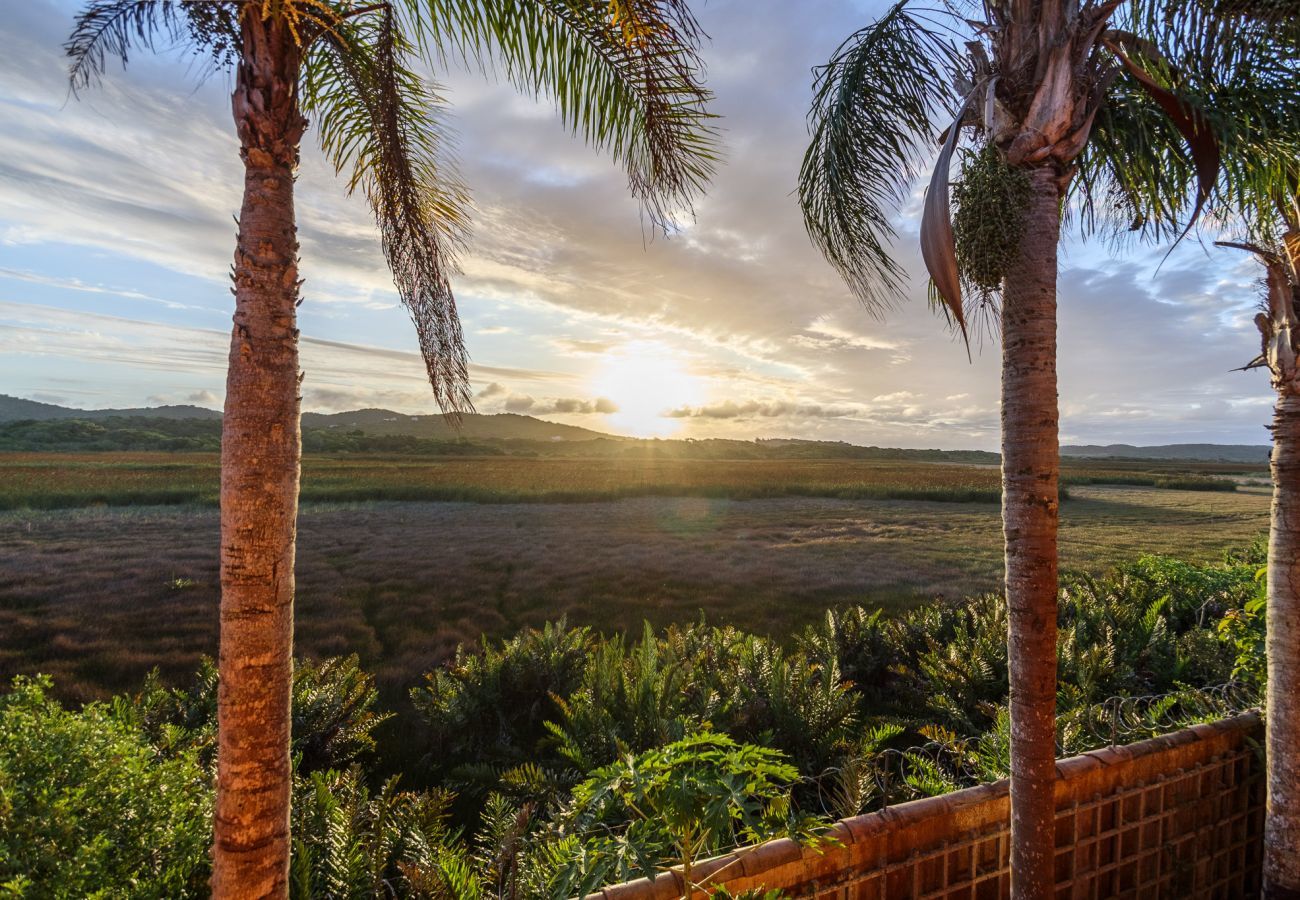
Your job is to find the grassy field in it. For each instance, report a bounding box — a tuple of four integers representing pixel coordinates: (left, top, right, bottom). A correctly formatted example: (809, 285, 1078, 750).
(0, 459, 1271, 703)
(0, 452, 1250, 510)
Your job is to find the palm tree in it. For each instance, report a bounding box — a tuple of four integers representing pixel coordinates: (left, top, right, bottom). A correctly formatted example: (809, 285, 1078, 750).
(1136, 4, 1300, 892)
(1224, 212, 1300, 898)
(799, 3, 1221, 895)
(66, 1, 715, 894)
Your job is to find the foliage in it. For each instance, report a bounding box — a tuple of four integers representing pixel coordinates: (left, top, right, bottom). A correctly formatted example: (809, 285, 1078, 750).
(289, 768, 460, 899)
(554, 733, 821, 896)
(0, 676, 211, 898)
(120, 654, 390, 775)
(1218, 570, 1267, 689)
(412, 619, 594, 797)
(414, 551, 1257, 808)
(798, 0, 959, 311)
(0, 547, 1268, 897)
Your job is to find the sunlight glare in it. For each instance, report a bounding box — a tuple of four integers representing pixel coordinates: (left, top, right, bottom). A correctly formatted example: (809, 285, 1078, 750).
(590, 341, 704, 438)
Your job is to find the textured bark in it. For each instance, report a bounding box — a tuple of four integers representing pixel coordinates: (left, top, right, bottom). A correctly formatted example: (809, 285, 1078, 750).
(1266, 391, 1300, 900)
(1264, 228, 1300, 899)
(212, 12, 306, 899)
(1001, 167, 1063, 900)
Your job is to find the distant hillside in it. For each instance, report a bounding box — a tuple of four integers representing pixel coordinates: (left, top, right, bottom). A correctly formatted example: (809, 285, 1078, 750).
(0, 395, 219, 422)
(0, 395, 1275, 462)
(1062, 443, 1270, 464)
(0, 395, 613, 441)
(300, 408, 616, 442)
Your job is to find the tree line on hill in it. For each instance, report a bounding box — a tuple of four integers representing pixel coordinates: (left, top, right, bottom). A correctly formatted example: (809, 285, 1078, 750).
(0, 416, 1006, 463)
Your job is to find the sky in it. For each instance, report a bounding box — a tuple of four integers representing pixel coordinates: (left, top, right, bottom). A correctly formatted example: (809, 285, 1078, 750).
(0, 0, 1278, 449)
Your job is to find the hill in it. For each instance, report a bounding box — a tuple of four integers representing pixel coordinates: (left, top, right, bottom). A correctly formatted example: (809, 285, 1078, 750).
(1061, 443, 1270, 464)
(0, 395, 612, 442)
(0, 395, 219, 423)
(0, 396, 1275, 462)
(299, 408, 615, 442)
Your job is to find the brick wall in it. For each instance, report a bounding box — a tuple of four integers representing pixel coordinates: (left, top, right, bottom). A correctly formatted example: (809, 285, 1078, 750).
(587, 713, 1264, 900)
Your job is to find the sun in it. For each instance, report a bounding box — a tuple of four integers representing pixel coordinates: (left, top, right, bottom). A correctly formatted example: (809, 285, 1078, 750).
(589, 341, 704, 438)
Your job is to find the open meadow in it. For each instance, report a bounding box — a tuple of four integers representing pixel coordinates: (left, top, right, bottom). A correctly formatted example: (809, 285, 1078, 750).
(0, 450, 1251, 510)
(0, 449, 1271, 703)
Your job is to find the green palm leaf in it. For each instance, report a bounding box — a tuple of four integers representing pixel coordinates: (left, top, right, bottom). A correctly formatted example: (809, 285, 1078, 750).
(798, 0, 960, 313)
(404, 0, 718, 225)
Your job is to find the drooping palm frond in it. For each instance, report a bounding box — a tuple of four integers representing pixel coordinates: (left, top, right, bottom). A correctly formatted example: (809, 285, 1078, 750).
(305, 9, 474, 414)
(66, 0, 239, 92)
(797, 0, 961, 314)
(402, 0, 717, 226)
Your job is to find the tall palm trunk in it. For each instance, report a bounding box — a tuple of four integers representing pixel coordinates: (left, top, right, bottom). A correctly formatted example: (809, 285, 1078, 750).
(212, 13, 306, 898)
(1265, 227, 1300, 900)
(1267, 389, 1300, 899)
(1001, 167, 1063, 900)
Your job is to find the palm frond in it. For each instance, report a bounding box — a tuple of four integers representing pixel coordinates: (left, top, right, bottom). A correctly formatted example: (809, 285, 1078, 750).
(798, 0, 961, 313)
(66, 0, 239, 92)
(1126, 0, 1299, 75)
(305, 10, 474, 415)
(1074, 8, 1300, 248)
(402, 0, 717, 227)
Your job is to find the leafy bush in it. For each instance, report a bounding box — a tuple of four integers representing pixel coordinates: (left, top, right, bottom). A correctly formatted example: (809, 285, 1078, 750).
(414, 550, 1260, 813)
(554, 733, 822, 896)
(412, 620, 593, 799)
(1218, 573, 1267, 689)
(119, 654, 390, 774)
(0, 676, 211, 898)
(290, 769, 460, 899)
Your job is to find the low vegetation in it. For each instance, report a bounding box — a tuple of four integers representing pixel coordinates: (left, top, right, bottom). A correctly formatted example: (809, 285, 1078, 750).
(0, 449, 1248, 511)
(0, 548, 1266, 897)
(0, 483, 1271, 708)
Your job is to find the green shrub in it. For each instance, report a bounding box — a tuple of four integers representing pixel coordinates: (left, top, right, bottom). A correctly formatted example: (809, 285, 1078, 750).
(0, 676, 211, 898)
(289, 769, 460, 899)
(119, 655, 390, 774)
(554, 733, 821, 897)
(1218, 574, 1267, 689)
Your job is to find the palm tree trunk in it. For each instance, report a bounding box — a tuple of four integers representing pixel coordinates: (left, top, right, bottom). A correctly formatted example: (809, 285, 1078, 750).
(1266, 383, 1300, 900)
(211, 13, 306, 899)
(1001, 166, 1062, 900)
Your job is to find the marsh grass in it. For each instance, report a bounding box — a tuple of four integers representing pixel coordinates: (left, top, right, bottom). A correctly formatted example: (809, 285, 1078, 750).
(0, 484, 1270, 711)
(0, 453, 1250, 511)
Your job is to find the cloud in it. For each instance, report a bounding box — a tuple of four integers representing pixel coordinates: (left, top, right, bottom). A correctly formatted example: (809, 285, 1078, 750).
(553, 338, 618, 355)
(551, 396, 619, 414)
(668, 400, 858, 420)
(501, 394, 618, 415)
(476, 381, 507, 399)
